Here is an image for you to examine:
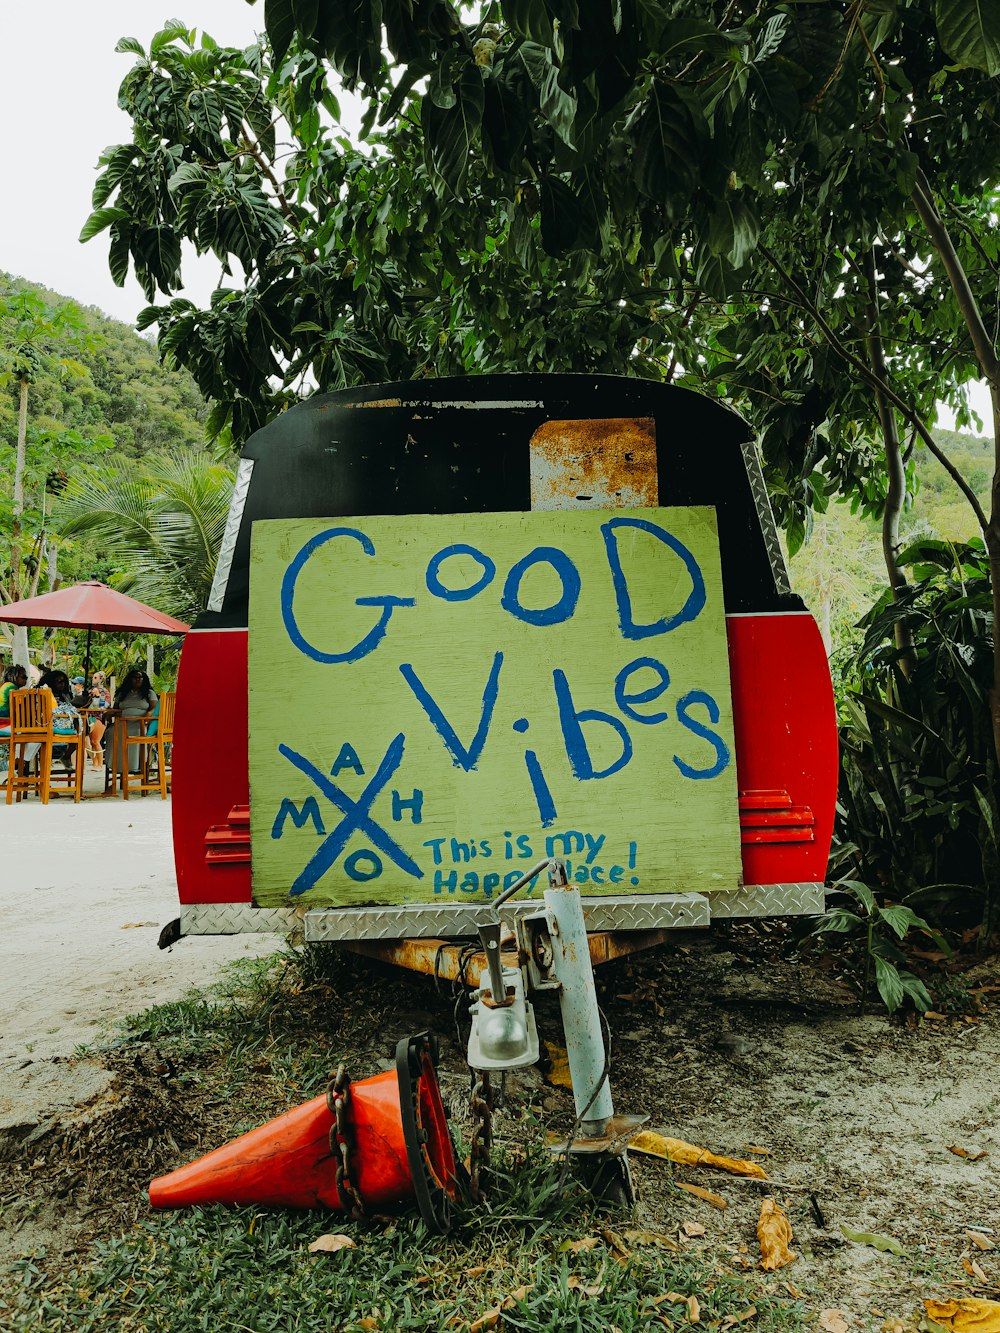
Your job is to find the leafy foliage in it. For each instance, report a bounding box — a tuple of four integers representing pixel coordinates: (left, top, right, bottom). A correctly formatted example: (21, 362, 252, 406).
(55, 452, 234, 624)
(806, 878, 947, 1014)
(834, 539, 998, 930)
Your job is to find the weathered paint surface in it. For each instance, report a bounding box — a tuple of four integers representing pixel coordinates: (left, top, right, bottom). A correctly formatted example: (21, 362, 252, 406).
(529, 417, 658, 511)
(248, 506, 741, 908)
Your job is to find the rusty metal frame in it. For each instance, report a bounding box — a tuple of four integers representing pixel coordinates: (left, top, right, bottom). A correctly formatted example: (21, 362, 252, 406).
(339, 928, 678, 988)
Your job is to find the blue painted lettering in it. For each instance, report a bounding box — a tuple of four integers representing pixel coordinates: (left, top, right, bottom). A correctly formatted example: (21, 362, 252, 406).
(425, 544, 496, 601)
(271, 796, 326, 839)
(399, 652, 502, 771)
(344, 850, 382, 881)
(500, 546, 582, 627)
(434, 869, 458, 894)
(553, 669, 633, 779)
(280, 527, 414, 664)
(601, 517, 705, 640)
(673, 690, 731, 779)
(331, 743, 364, 776)
(391, 789, 424, 823)
(614, 656, 671, 724)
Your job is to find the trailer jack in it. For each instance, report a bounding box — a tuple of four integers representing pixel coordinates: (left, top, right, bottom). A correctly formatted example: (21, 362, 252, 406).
(466, 858, 648, 1204)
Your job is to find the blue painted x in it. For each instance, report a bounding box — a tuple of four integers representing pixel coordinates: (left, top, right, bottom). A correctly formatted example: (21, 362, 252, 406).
(278, 733, 423, 895)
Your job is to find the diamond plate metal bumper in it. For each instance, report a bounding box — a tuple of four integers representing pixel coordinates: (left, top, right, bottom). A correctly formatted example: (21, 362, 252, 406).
(305, 893, 710, 942)
(180, 903, 300, 934)
(180, 883, 824, 940)
(706, 882, 825, 917)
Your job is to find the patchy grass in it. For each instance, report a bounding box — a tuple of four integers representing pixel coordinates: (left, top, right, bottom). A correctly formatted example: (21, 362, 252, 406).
(0, 944, 808, 1333)
(3, 1156, 806, 1332)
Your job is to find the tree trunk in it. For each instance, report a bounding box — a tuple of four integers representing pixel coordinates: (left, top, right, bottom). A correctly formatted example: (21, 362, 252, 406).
(911, 172, 1000, 765)
(12, 625, 29, 671)
(11, 375, 28, 602)
(863, 250, 913, 676)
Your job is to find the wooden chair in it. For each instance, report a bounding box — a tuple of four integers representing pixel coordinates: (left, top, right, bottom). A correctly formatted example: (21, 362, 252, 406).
(124, 692, 176, 800)
(4, 690, 85, 805)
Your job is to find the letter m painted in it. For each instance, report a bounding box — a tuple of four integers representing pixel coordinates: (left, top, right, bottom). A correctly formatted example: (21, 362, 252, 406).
(271, 796, 326, 839)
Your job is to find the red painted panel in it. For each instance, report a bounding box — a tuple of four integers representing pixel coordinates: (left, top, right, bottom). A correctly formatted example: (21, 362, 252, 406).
(726, 614, 838, 885)
(172, 630, 251, 904)
(172, 616, 838, 910)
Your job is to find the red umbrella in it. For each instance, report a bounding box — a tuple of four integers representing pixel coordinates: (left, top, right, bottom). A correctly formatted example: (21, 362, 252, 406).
(0, 581, 189, 683)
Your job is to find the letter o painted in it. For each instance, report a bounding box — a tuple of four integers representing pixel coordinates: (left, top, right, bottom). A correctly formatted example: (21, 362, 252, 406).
(426, 543, 496, 602)
(500, 546, 581, 627)
(344, 849, 383, 881)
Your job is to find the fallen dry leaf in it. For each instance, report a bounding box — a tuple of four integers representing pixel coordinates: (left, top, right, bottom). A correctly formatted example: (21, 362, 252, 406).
(948, 1145, 989, 1161)
(567, 1276, 605, 1297)
(924, 1298, 1000, 1333)
(687, 1295, 701, 1323)
(967, 1232, 994, 1252)
(560, 1235, 601, 1253)
(600, 1227, 633, 1258)
(624, 1228, 679, 1252)
(357, 1320, 379, 1331)
(465, 1264, 489, 1276)
(757, 1198, 796, 1271)
(747, 1146, 771, 1156)
(840, 1225, 907, 1257)
(963, 1257, 989, 1283)
(676, 1182, 728, 1210)
(721, 1307, 758, 1328)
(819, 1310, 850, 1333)
(120, 921, 158, 929)
(629, 1131, 769, 1179)
(504, 1285, 532, 1308)
(543, 1041, 572, 1088)
(307, 1233, 357, 1255)
(470, 1306, 502, 1333)
(682, 1221, 707, 1237)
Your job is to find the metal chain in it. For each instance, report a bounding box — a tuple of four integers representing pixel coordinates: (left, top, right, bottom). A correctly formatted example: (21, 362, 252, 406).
(326, 1062, 366, 1219)
(468, 1070, 493, 1203)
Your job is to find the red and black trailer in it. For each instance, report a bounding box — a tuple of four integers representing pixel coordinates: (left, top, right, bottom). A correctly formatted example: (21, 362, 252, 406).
(170, 375, 837, 972)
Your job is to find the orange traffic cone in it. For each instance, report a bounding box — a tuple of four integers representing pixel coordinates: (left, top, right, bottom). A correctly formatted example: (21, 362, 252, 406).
(149, 1033, 458, 1232)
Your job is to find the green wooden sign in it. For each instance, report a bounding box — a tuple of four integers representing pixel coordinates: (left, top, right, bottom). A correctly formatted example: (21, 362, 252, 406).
(249, 508, 741, 907)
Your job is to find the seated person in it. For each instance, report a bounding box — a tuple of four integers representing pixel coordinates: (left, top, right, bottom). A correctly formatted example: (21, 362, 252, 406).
(0, 664, 29, 773)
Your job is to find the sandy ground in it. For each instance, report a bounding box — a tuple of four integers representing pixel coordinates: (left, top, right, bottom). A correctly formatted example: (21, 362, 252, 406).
(0, 791, 282, 1065)
(1, 783, 998, 1320)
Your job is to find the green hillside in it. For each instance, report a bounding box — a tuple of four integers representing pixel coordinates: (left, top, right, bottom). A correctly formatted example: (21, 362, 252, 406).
(0, 274, 213, 596)
(0, 273, 207, 461)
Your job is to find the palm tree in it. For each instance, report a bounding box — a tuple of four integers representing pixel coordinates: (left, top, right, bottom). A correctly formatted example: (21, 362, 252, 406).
(55, 452, 234, 623)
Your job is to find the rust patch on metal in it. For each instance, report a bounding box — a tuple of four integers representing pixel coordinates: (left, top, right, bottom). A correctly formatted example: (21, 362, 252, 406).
(341, 927, 672, 984)
(530, 417, 658, 511)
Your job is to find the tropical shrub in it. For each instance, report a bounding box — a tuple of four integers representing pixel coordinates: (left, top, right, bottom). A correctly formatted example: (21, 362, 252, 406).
(835, 538, 998, 936)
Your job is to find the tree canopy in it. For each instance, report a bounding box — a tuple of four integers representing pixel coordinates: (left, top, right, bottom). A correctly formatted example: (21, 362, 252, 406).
(85, 0, 1000, 756)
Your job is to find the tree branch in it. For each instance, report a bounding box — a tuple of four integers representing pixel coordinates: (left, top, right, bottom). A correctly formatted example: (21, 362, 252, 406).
(758, 242, 989, 535)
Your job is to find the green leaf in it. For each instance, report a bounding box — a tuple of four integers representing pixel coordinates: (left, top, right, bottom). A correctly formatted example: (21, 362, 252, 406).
(265, 0, 296, 66)
(873, 955, 905, 1013)
(79, 207, 130, 243)
(837, 879, 876, 914)
(422, 65, 485, 196)
(504, 0, 554, 44)
(539, 176, 581, 256)
(810, 908, 864, 935)
(935, 0, 1000, 75)
(115, 36, 147, 57)
(840, 1225, 907, 1256)
(878, 904, 933, 940)
(292, 0, 320, 40)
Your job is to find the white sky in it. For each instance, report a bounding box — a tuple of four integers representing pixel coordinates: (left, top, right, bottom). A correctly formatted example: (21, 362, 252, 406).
(1, 2, 266, 324)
